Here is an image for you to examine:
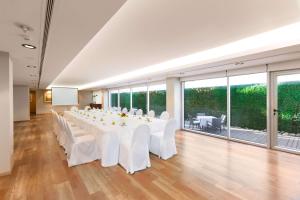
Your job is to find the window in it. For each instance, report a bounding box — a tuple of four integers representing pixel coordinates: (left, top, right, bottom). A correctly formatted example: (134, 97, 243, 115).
(132, 86, 147, 114)
(184, 77, 227, 137)
(119, 88, 130, 109)
(149, 84, 166, 116)
(229, 73, 267, 145)
(110, 90, 118, 107)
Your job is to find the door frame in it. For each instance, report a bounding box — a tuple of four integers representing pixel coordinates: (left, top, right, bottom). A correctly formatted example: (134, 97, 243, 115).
(270, 69, 300, 154)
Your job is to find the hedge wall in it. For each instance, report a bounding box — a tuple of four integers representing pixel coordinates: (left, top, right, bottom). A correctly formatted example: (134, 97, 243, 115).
(184, 81, 300, 133)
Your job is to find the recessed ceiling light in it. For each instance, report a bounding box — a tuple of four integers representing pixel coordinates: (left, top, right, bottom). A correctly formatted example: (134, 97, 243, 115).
(22, 44, 36, 49)
(26, 65, 37, 68)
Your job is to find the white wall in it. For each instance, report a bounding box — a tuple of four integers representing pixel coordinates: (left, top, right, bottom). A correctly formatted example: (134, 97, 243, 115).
(36, 89, 52, 114)
(13, 86, 30, 121)
(92, 90, 103, 104)
(0, 51, 13, 175)
(166, 77, 181, 129)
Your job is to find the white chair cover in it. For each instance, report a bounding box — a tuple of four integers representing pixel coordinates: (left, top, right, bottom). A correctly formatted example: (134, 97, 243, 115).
(70, 106, 78, 111)
(119, 124, 151, 174)
(64, 120, 99, 167)
(101, 131, 120, 167)
(160, 111, 169, 120)
(129, 108, 135, 115)
(122, 107, 128, 113)
(84, 106, 91, 111)
(136, 109, 143, 116)
(148, 110, 155, 118)
(150, 119, 177, 160)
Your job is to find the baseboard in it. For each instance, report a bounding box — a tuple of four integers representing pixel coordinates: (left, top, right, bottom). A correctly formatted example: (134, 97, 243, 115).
(0, 170, 11, 176)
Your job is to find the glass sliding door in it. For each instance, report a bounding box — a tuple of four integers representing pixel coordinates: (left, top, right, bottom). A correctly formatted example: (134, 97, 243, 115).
(229, 73, 267, 145)
(149, 84, 166, 116)
(273, 72, 300, 152)
(184, 77, 227, 137)
(132, 86, 147, 114)
(119, 88, 131, 110)
(110, 90, 119, 107)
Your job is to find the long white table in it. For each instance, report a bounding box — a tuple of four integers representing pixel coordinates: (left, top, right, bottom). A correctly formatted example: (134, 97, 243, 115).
(64, 110, 167, 167)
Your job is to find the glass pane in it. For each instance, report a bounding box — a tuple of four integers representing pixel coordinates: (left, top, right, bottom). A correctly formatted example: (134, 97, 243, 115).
(110, 93, 118, 107)
(184, 77, 227, 137)
(132, 86, 147, 114)
(230, 73, 267, 145)
(276, 73, 300, 151)
(119, 89, 130, 109)
(149, 84, 166, 116)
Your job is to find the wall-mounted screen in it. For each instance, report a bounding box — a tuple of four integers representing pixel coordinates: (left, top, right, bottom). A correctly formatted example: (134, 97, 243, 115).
(51, 87, 78, 106)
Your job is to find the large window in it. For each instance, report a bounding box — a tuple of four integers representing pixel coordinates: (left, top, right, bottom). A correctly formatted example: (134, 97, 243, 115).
(184, 77, 227, 137)
(110, 90, 118, 107)
(149, 84, 166, 116)
(132, 86, 147, 114)
(229, 73, 267, 145)
(119, 88, 130, 109)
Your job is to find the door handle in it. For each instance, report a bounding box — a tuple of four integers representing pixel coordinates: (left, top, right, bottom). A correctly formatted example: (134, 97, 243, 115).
(273, 109, 280, 115)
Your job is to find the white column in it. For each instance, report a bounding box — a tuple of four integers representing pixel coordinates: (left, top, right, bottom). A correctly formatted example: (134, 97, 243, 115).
(0, 51, 14, 175)
(102, 89, 109, 110)
(166, 77, 181, 129)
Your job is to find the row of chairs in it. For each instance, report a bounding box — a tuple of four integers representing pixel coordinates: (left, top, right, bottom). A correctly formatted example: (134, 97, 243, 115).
(51, 109, 99, 167)
(51, 109, 177, 173)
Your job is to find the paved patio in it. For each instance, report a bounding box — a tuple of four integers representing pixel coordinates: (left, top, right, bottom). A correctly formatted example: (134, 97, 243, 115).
(184, 123, 300, 151)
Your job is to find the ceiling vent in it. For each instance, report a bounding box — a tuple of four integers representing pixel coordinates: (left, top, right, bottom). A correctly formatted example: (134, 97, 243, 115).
(38, 0, 55, 88)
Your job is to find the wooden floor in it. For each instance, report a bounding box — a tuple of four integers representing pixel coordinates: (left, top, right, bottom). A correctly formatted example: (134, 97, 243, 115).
(1, 114, 300, 200)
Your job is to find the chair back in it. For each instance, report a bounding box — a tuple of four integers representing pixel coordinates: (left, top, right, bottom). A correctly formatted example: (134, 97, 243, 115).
(71, 106, 78, 111)
(129, 108, 135, 115)
(136, 109, 143, 116)
(160, 111, 169, 120)
(148, 110, 155, 118)
(220, 114, 226, 123)
(131, 124, 150, 151)
(122, 107, 128, 113)
(62, 117, 75, 144)
(163, 119, 177, 140)
(117, 107, 122, 112)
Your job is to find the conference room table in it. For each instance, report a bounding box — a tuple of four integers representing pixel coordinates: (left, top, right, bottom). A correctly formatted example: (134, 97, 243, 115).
(64, 110, 167, 167)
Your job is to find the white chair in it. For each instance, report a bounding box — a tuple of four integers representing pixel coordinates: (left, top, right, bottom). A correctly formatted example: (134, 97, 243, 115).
(64, 120, 99, 167)
(70, 106, 78, 112)
(136, 109, 143, 116)
(150, 119, 177, 160)
(122, 107, 128, 113)
(119, 124, 151, 174)
(129, 108, 135, 115)
(84, 106, 91, 111)
(160, 111, 169, 120)
(148, 110, 155, 118)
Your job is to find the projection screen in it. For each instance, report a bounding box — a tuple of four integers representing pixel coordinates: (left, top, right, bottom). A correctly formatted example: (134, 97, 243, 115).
(52, 87, 78, 106)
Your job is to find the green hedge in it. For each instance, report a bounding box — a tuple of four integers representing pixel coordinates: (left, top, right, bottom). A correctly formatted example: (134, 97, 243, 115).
(184, 82, 300, 133)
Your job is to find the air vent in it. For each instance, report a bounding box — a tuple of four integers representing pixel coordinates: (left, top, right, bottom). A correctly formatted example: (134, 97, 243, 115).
(38, 0, 55, 88)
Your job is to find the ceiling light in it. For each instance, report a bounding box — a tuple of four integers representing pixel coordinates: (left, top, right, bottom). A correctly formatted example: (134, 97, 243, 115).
(22, 44, 36, 49)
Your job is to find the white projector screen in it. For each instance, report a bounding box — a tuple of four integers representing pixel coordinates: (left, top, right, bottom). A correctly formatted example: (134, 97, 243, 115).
(52, 87, 78, 106)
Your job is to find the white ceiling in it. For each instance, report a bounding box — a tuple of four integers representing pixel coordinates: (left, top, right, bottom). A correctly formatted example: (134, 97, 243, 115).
(50, 0, 300, 89)
(0, 0, 46, 87)
(39, 0, 126, 88)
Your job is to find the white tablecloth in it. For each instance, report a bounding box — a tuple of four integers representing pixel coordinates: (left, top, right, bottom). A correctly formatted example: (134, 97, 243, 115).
(64, 110, 167, 167)
(196, 116, 216, 127)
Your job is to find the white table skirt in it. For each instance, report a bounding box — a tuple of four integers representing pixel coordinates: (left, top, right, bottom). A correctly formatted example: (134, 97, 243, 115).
(196, 116, 216, 127)
(64, 111, 167, 167)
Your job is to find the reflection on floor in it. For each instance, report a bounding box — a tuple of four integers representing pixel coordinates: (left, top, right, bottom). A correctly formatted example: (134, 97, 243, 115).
(184, 123, 300, 151)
